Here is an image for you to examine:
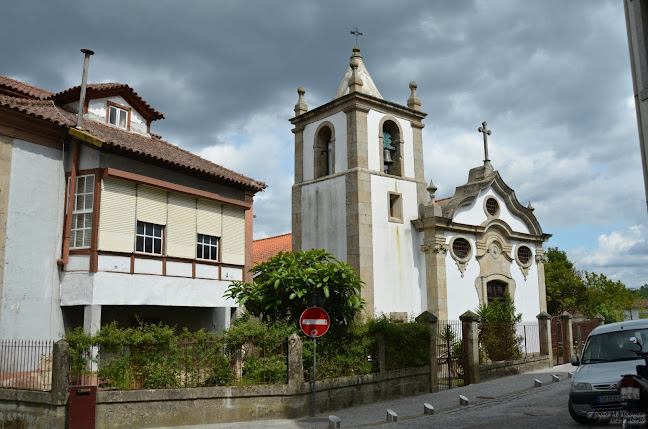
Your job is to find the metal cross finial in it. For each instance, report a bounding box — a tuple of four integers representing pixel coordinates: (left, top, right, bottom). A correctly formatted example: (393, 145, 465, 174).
(350, 26, 363, 45)
(478, 121, 492, 168)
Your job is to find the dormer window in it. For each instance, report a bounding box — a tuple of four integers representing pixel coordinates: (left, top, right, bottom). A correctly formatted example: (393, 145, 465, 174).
(107, 102, 130, 130)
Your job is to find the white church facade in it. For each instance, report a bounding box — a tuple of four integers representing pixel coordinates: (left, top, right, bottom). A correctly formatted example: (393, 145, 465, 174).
(289, 47, 550, 321)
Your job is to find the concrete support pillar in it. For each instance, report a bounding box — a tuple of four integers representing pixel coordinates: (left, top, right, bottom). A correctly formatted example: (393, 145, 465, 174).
(411, 122, 428, 207)
(416, 311, 439, 392)
(50, 340, 70, 405)
(83, 304, 101, 335)
(560, 311, 574, 364)
(287, 333, 304, 393)
(536, 311, 553, 364)
(460, 310, 480, 385)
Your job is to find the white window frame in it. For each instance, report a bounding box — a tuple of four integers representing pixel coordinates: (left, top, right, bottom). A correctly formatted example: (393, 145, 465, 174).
(136, 221, 164, 255)
(197, 233, 219, 261)
(108, 104, 129, 129)
(68, 174, 94, 249)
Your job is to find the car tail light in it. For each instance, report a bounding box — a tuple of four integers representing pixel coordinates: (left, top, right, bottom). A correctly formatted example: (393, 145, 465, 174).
(622, 376, 638, 388)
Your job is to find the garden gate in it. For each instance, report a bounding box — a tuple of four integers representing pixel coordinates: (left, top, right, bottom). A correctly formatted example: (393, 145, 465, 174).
(437, 321, 463, 389)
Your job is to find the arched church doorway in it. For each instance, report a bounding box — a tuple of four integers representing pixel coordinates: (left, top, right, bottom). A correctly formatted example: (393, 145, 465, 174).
(487, 280, 507, 302)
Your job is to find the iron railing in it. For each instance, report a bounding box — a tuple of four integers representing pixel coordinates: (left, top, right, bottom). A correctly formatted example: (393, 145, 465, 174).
(0, 339, 54, 391)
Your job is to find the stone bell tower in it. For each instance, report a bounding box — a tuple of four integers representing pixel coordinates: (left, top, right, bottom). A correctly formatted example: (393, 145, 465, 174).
(290, 47, 428, 318)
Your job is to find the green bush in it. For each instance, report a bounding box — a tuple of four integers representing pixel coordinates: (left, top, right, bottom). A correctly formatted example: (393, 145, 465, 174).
(477, 294, 523, 362)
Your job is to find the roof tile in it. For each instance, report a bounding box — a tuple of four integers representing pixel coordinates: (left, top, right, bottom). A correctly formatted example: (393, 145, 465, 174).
(253, 233, 292, 264)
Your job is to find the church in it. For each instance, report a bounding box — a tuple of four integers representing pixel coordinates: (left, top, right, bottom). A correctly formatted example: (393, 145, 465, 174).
(285, 46, 551, 322)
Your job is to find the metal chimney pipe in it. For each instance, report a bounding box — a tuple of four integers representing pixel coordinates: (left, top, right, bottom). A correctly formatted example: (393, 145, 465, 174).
(76, 48, 94, 129)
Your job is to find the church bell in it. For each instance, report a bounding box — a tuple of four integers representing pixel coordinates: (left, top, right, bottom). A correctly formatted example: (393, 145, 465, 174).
(383, 148, 394, 164)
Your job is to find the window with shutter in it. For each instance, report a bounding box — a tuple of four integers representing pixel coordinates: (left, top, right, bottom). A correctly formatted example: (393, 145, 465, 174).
(68, 174, 95, 249)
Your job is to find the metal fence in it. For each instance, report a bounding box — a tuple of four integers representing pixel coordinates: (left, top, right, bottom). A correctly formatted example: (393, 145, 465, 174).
(0, 339, 54, 391)
(437, 320, 463, 390)
(68, 337, 287, 390)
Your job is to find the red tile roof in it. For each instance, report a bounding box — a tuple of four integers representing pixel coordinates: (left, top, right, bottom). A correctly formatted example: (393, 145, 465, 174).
(0, 75, 54, 99)
(53, 83, 164, 121)
(0, 76, 266, 192)
(253, 233, 292, 264)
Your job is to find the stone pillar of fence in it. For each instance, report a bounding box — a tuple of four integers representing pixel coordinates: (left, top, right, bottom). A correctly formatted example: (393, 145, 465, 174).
(594, 313, 605, 326)
(536, 311, 553, 364)
(415, 311, 439, 392)
(288, 333, 304, 392)
(50, 339, 70, 405)
(460, 310, 480, 385)
(560, 311, 574, 364)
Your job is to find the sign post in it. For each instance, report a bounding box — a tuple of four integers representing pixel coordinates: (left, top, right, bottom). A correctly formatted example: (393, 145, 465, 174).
(299, 307, 330, 417)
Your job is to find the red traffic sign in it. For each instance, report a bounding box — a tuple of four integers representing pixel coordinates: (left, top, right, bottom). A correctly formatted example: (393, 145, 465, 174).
(299, 307, 330, 338)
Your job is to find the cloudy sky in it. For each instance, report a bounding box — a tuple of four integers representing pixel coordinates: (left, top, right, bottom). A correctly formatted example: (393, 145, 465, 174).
(2, 1, 647, 288)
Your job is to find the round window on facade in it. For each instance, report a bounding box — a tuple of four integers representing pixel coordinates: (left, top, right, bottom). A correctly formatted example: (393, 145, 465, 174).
(485, 197, 499, 216)
(516, 245, 532, 266)
(452, 237, 471, 260)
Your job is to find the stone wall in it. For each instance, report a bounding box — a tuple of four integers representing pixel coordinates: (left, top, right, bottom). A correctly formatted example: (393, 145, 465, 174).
(479, 355, 550, 381)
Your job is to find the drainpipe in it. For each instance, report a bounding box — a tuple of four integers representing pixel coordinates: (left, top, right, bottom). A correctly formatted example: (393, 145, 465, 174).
(58, 49, 93, 266)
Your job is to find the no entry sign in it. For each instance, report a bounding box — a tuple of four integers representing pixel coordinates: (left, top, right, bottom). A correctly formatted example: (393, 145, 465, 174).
(299, 307, 330, 338)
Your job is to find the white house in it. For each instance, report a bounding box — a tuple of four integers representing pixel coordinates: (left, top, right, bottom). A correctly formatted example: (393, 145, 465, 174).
(0, 70, 265, 341)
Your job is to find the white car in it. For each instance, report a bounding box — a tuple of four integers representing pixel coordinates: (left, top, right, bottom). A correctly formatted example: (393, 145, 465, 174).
(569, 319, 648, 424)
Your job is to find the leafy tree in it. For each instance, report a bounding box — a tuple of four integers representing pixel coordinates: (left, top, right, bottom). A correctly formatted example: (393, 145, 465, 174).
(224, 249, 365, 328)
(632, 284, 648, 300)
(581, 272, 634, 323)
(544, 247, 587, 315)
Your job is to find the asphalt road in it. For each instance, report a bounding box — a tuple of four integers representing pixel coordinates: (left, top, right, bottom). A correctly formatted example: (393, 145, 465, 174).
(374, 380, 598, 429)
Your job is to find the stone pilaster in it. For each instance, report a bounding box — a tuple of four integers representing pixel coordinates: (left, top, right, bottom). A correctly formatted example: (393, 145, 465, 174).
(344, 105, 369, 169)
(346, 169, 374, 317)
(0, 134, 12, 334)
(291, 185, 302, 252)
(411, 122, 427, 207)
(292, 124, 305, 252)
(422, 238, 449, 321)
(535, 249, 549, 312)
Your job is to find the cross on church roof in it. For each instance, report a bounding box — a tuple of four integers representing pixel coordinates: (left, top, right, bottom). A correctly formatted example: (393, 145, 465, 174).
(478, 121, 492, 168)
(350, 26, 363, 45)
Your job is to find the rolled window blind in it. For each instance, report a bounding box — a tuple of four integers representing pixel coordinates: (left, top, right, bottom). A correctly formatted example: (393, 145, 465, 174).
(221, 205, 245, 265)
(98, 178, 136, 252)
(167, 193, 196, 259)
(137, 185, 167, 225)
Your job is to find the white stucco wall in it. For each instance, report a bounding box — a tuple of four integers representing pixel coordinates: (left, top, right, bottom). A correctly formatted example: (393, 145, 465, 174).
(371, 176, 424, 318)
(1, 139, 65, 340)
(300, 175, 347, 261)
(453, 187, 529, 234)
(443, 231, 481, 320)
(509, 240, 541, 321)
(86, 96, 148, 135)
(301, 111, 347, 181)
(367, 110, 415, 177)
(60, 271, 238, 308)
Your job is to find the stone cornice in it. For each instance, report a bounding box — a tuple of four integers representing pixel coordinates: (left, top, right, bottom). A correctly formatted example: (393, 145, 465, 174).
(290, 91, 427, 128)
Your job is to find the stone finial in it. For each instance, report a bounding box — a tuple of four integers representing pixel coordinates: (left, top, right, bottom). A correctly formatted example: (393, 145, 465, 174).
(415, 311, 438, 324)
(348, 57, 364, 93)
(407, 81, 422, 110)
(536, 311, 551, 321)
(459, 310, 480, 322)
(427, 179, 437, 201)
(560, 311, 573, 320)
(527, 201, 535, 211)
(294, 87, 308, 116)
